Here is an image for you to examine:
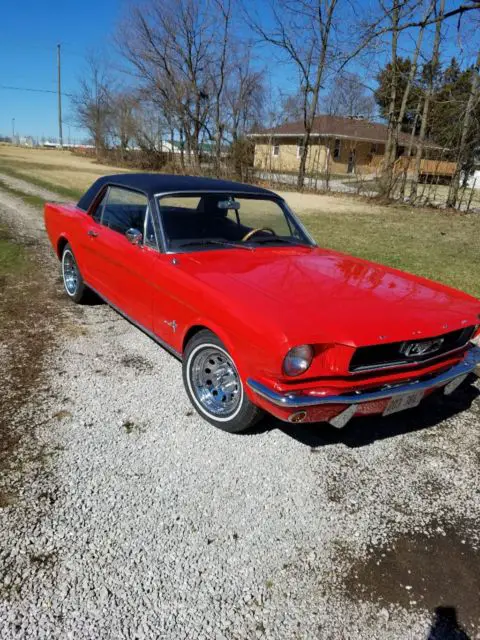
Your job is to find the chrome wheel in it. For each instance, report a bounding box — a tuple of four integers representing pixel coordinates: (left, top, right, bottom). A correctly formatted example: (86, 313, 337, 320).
(62, 249, 79, 296)
(188, 345, 242, 419)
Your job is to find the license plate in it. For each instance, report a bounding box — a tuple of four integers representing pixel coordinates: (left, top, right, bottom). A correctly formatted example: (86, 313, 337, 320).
(383, 390, 424, 416)
(444, 374, 468, 396)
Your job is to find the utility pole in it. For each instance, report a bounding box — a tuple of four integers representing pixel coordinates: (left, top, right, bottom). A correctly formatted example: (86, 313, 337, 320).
(57, 43, 63, 148)
(11, 118, 15, 142)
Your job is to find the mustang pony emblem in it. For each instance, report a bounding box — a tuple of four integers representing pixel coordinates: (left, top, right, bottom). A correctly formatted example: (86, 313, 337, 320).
(400, 338, 445, 358)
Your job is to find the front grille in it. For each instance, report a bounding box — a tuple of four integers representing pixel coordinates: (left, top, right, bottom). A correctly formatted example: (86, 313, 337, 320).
(349, 326, 475, 373)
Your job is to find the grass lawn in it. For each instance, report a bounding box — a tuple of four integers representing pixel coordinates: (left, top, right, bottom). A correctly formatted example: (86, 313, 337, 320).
(0, 228, 28, 278)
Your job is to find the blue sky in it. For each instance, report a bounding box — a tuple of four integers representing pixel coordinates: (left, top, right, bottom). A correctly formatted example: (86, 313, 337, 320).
(0, 0, 121, 140)
(0, 0, 478, 140)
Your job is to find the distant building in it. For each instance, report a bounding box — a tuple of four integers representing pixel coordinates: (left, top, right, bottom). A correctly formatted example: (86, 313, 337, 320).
(248, 114, 445, 176)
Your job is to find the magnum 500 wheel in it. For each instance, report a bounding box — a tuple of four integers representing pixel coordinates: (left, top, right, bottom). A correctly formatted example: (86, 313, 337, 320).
(61, 244, 90, 304)
(183, 330, 262, 432)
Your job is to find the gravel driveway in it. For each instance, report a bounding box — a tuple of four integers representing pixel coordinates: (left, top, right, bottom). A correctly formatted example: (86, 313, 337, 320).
(0, 179, 479, 639)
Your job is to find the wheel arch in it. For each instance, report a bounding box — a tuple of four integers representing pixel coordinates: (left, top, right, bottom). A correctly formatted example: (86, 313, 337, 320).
(182, 324, 208, 353)
(56, 235, 69, 259)
(181, 321, 244, 371)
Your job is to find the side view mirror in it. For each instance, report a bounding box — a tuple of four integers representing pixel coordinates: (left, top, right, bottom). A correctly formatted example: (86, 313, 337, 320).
(125, 228, 143, 245)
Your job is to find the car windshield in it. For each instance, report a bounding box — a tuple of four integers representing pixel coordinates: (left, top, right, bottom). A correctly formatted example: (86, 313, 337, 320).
(156, 193, 313, 252)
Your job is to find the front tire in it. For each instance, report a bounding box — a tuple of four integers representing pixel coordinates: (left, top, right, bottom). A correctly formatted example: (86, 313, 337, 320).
(183, 330, 262, 432)
(61, 244, 89, 304)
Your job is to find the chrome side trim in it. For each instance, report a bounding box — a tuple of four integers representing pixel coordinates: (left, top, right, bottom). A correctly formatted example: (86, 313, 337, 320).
(247, 345, 480, 408)
(85, 283, 182, 360)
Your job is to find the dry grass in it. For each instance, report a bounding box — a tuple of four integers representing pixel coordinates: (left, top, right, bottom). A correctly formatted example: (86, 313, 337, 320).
(0, 145, 128, 199)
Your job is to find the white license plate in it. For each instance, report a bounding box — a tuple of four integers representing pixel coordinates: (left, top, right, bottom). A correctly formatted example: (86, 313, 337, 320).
(383, 390, 424, 416)
(444, 374, 468, 396)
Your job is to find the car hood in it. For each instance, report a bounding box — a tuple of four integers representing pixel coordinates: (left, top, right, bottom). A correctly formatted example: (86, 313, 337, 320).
(182, 246, 480, 347)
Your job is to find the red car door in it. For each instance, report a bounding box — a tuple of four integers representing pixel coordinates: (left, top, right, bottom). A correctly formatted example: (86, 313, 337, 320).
(80, 186, 158, 331)
(76, 189, 108, 292)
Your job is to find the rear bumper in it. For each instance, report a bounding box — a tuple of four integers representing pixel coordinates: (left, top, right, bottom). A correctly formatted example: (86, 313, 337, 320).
(247, 345, 480, 426)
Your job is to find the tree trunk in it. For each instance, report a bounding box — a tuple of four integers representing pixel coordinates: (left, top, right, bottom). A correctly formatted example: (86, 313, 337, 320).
(179, 127, 185, 171)
(213, 0, 230, 177)
(296, 0, 338, 190)
(399, 98, 422, 198)
(410, 0, 445, 202)
(170, 127, 176, 168)
(389, 6, 432, 198)
(446, 49, 480, 208)
(380, 1, 400, 195)
(298, 131, 312, 189)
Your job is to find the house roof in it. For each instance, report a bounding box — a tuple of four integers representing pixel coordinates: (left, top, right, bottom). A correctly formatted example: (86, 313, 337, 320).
(77, 173, 275, 211)
(248, 115, 442, 150)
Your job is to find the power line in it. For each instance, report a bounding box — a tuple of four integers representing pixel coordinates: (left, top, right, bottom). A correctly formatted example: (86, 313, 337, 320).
(0, 84, 73, 97)
(0, 41, 86, 58)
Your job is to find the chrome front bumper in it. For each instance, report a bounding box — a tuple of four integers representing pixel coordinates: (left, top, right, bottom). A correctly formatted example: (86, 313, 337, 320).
(247, 345, 480, 409)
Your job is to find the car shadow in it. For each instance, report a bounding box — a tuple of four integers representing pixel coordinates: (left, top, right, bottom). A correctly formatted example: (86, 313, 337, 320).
(427, 606, 471, 640)
(246, 376, 479, 449)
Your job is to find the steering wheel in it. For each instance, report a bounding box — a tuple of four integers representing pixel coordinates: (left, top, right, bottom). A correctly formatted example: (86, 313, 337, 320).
(241, 227, 277, 242)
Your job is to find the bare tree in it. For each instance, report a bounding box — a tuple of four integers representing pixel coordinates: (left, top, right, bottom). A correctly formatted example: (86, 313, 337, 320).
(446, 49, 480, 207)
(110, 92, 138, 159)
(379, 0, 402, 193)
(226, 49, 264, 142)
(409, 0, 445, 201)
(279, 92, 305, 122)
(247, 0, 340, 189)
(324, 72, 376, 118)
(210, 0, 231, 175)
(71, 53, 113, 156)
(382, 1, 435, 196)
(118, 0, 215, 168)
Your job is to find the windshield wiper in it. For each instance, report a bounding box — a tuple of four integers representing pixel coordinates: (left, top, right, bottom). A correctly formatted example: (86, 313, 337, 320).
(177, 239, 252, 251)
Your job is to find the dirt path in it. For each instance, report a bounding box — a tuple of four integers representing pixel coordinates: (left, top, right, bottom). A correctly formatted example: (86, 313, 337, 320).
(0, 173, 62, 204)
(0, 181, 479, 639)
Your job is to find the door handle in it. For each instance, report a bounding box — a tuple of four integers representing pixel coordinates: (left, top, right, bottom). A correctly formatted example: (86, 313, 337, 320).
(87, 229, 98, 237)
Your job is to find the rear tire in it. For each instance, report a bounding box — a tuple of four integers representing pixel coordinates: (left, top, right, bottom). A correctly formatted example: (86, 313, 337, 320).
(183, 330, 263, 433)
(61, 243, 90, 304)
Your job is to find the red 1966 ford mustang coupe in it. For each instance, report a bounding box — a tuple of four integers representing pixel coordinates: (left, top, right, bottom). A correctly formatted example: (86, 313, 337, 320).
(44, 174, 480, 432)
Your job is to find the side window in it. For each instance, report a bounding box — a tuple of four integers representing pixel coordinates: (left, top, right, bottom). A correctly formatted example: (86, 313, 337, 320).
(333, 138, 341, 160)
(100, 187, 148, 237)
(144, 209, 157, 248)
(91, 190, 108, 223)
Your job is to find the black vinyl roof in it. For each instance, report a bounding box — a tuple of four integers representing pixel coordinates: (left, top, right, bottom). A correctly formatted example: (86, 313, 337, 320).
(77, 173, 276, 211)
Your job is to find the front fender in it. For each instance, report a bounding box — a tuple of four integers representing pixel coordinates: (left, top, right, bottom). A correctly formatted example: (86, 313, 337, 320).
(180, 315, 289, 400)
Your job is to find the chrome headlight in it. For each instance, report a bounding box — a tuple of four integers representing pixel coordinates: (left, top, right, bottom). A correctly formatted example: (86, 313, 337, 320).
(283, 345, 314, 376)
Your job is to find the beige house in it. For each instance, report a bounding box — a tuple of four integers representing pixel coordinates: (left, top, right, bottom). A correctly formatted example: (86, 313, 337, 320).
(248, 115, 443, 176)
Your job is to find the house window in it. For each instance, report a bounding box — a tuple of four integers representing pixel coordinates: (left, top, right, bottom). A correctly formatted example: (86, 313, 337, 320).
(297, 141, 304, 158)
(333, 138, 341, 160)
(371, 143, 378, 154)
(272, 143, 280, 157)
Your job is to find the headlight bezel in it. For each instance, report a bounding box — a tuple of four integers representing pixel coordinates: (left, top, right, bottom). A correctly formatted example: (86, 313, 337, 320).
(283, 344, 314, 377)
